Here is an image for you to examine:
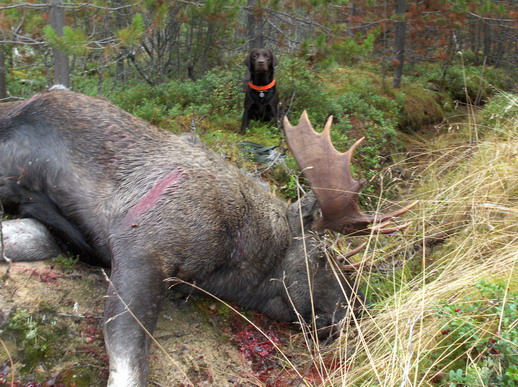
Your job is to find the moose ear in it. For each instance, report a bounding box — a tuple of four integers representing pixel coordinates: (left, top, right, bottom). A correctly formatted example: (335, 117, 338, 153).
(286, 191, 320, 235)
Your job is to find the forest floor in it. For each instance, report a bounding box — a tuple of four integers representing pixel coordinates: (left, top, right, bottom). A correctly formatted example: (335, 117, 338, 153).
(0, 259, 318, 386)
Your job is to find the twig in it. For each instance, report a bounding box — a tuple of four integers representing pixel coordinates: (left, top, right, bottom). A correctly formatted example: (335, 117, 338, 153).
(284, 91, 296, 119)
(400, 311, 424, 387)
(58, 312, 90, 319)
(1, 201, 12, 282)
(0, 337, 14, 386)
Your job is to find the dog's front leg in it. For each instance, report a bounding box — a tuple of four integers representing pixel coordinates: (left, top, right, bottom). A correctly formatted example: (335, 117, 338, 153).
(241, 108, 251, 134)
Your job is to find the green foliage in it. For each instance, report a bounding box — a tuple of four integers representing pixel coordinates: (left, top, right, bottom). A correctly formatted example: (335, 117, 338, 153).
(335, 31, 377, 64)
(43, 25, 90, 56)
(480, 92, 518, 138)
(450, 0, 508, 16)
(108, 68, 242, 129)
(434, 281, 518, 386)
(416, 63, 511, 103)
(279, 173, 299, 201)
(276, 61, 324, 127)
(6, 71, 48, 97)
(54, 255, 80, 274)
(300, 30, 378, 67)
(328, 76, 402, 183)
(272, 156, 307, 201)
(277, 57, 334, 123)
(116, 13, 145, 46)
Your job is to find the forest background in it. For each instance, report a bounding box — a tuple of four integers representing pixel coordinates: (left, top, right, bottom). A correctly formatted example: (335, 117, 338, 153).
(0, 1, 517, 386)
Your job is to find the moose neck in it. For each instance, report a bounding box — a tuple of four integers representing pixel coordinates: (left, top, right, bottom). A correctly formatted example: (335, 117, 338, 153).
(190, 178, 295, 311)
(250, 70, 274, 86)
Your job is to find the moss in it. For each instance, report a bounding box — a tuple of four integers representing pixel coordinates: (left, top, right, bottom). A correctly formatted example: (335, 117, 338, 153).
(2, 291, 107, 385)
(5, 309, 67, 373)
(393, 85, 446, 130)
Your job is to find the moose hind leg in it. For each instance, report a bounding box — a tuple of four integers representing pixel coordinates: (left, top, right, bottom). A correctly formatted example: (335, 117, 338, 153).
(104, 249, 167, 387)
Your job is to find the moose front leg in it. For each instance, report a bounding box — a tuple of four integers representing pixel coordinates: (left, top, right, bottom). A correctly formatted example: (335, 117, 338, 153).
(103, 251, 167, 387)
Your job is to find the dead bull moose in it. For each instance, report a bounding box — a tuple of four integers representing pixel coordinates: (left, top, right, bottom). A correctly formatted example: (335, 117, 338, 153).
(0, 90, 413, 386)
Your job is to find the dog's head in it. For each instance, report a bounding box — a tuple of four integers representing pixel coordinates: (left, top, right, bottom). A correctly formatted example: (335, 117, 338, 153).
(244, 48, 278, 73)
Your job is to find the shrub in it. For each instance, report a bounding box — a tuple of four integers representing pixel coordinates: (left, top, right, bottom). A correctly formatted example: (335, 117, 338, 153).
(276, 56, 335, 123)
(416, 64, 510, 103)
(479, 92, 518, 138)
(105, 68, 243, 129)
(434, 281, 518, 386)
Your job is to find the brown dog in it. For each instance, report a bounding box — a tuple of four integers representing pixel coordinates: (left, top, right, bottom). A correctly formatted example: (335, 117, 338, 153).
(240, 48, 282, 134)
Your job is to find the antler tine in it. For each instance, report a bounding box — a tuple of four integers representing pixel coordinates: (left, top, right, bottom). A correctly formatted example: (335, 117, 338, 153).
(284, 111, 415, 236)
(372, 221, 411, 234)
(375, 201, 418, 225)
(322, 114, 333, 138)
(337, 242, 367, 262)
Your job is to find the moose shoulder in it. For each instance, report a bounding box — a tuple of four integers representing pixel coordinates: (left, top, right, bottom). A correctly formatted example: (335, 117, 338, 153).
(0, 90, 413, 386)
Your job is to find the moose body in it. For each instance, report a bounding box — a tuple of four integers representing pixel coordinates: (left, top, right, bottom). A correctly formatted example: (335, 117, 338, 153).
(0, 90, 411, 386)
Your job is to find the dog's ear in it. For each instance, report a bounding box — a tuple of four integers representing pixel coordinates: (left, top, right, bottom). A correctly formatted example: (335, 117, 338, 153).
(271, 51, 279, 66)
(243, 52, 252, 68)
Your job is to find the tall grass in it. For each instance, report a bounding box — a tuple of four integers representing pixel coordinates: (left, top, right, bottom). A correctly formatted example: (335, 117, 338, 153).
(317, 94, 518, 386)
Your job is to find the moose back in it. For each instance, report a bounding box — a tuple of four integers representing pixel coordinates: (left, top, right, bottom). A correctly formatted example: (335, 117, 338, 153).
(0, 90, 411, 386)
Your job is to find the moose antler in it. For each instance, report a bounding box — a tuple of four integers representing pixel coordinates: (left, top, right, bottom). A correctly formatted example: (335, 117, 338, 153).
(284, 111, 416, 235)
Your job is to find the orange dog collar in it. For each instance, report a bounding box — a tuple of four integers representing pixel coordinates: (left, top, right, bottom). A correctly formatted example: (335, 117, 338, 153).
(248, 79, 276, 91)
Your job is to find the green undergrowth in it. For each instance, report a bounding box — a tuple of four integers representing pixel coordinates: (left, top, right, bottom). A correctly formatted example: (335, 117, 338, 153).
(74, 61, 477, 202)
(408, 62, 513, 104)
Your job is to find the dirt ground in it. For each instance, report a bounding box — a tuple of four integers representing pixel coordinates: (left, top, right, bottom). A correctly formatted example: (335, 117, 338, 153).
(0, 260, 316, 387)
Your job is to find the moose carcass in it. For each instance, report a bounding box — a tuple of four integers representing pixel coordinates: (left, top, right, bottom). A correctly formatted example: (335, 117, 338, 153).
(0, 90, 412, 386)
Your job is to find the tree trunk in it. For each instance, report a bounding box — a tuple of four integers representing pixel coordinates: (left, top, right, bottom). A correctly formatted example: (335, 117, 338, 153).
(112, 0, 129, 83)
(247, 0, 263, 50)
(0, 46, 7, 100)
(48, 0, 70, 87)
(392, 0, 407, 88)
(483, 21, 492, 65)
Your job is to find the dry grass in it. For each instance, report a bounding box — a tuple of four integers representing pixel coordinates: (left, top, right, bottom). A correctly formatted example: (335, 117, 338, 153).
(308, 97, 518, 386)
